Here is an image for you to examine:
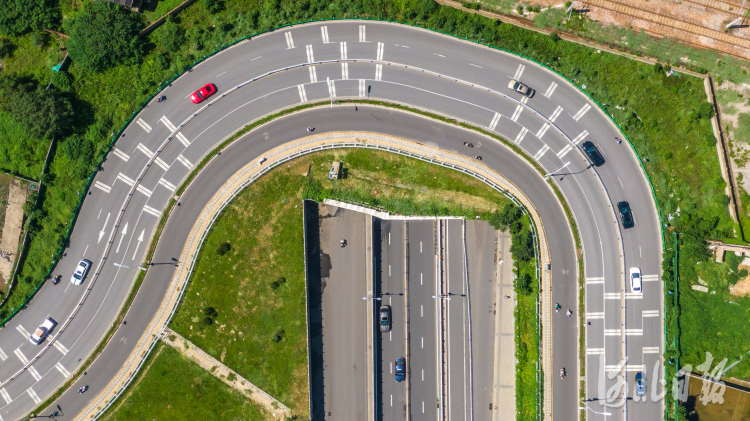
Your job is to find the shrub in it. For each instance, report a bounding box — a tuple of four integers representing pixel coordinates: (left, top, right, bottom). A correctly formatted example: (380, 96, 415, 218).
(0, 0, 60, 36)
(516, 273, 533, 295)
(510, 230, 535, 262)
(202, 317, 213, 326)
(203, 306, 218, 317)
(30, 31, 48, 48)
(154, 18, 185, 53)
(0, 38, 14, 58)
(50, 71, 74, 93)
(6, 83, 74, 140)
(226, 372, 237, 382)
(203, 0, 222, 14)
(461, 2, 480, 10)
(271, 328, 285, 342)
(216, 242, 231, 256)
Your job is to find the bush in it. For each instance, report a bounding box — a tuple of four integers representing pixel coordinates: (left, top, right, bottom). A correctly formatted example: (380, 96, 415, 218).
(510, 230, 535, 262)
(216, 242, 231, 256)
(0, 0, 60, 36)
(202, 317, 213, 326)
(226, 372, 237, 382)
(50, 71, 74, 93)
(154, 18, 185, 53)
(203, 306, 218, 317)
(0, 38, 14, 58)
(461, 2, 480, 10)
(516, 273, 533, 295)
(5, 83, 74, 140)
(30, 31, 48, 48)
(271, 328, 285, 342)
(202, 0, 222, 14)
(66, 1, 143, 72)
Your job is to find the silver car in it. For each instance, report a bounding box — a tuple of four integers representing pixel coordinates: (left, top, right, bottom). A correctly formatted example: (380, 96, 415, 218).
(29, 317, 57, 345)
(508, 79, 533, 96)
(629, 267, 642, 294)
(71, 259, 92, 285)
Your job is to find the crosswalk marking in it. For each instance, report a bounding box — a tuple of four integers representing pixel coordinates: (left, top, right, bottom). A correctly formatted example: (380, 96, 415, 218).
(536, 123, 551, 139)
(544, 81, 558, 98)
(28, 366, 42, 381)
(306, 44, 314, 63)
(359, 79, 366, 98)
(642, 274, 659, 282)
(137, 143, 154, 159)
(309, 67, 318, 83)
(625, 292, 643, 299)
(143, 205, 162, 218)
(55, 361, 71, 378)
(586, 348, 605, 355)
(533, 144, 549, 161)
(26, 388, 40, 404)
(586, 312, 604, 320)
(513, 63, 525, 80)
(488, 113, 501, 131)
(604, 329, 621, 336)
(14, 348, 29, 364)
(112, 147, 130, 162)
(549, 106, 563, 122)
(158, 178, 176, 192)
(136, 185, 152, 197)
(341, 62, 349, 80)
(557, 144, 574, 159)
(510, 104, 523, 122)
(0, 346, 6, 361)
(572, 103, 592, 121)
(643, 346, 660, 354)
(375, 64, 383, 81)
(298, 84, 308, 103)
(514, 127, 528, 144)
(94, 181, 111, 194)
(625, 329, 643, 336)
(321, 26, 330, 43)
(376, 42, 384, 61)
(284, 31, 294, 49)
(328, 80, 336, 97)
(52, 340, 68, 355)
(604, 292, 621, 299)
(340, 41, 347, 59)
(154, 157, 170, 171)
(15, 325, 30, 338)
(135, 118, 152, 133)
(572, 130, 589, 145)
(359, 25, 367, 42)
(117, 173, 135, 187)
(642, 310, 660, 317)
(177, 155, 193, 170)
(0, 388, 10, 404)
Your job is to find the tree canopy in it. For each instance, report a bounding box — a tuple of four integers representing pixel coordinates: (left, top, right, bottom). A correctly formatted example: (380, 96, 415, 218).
(0, 0, 60, 36)
(3, 79, 75, 140)
(67, 1, 143, 73)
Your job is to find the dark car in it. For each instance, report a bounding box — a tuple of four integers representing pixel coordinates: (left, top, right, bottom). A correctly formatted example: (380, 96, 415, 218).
(395, 357, 406, 382)
(617, 201, 634, 229)
(379, 305, 391, 333)
(190, 83, 217, 104)
(635, 372, 646, 396)
(582, 141, 605, 167)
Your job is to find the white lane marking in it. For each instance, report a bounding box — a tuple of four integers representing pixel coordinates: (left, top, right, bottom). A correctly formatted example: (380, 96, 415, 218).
(16, 325, 31, 338)
(604, 292, 621, 299)
(625, 329, 644, 335)
(557, 144, 573, 159)
(0, 388, 11, 404)
(470, 63, 482, 68)
(604, 329, 621, 336)
(175, 132, 190, 147)
(143, 205, 162, 218)
(395, 44, 409, 48)
(422, 401, 425, 413)
(216, 71, 227, 77)
(55, 361, 71, 378)
(250, 56, 262, 61)
(625, 364, 645, 371)
(391, 394, 393, 406)
(116, 221, 128, 253)
(434, 53, 445, 58)
(513, 63, 525, 80)
(52, 340, 69, 355)
(111, 147, 130, 162)
(309, 66, 318, 83)
(549, 106, 563, 122)
(533, 144, 549, 161)
(422, 369, 424, 381)
(136, 184, 153, 198)
(321, 26, 330, 43)
(572, 130, 589, 145)
(135, 118, 152, 133)
(376, 42, 384, 61)
(585, 277, 604, 284)
(420, 272, 423, 285)
(359, 25, 367, 42)
(177, 154, 193, 169)
(298, 85, 308, 103)
(375, 64, 383, 81)
(328, 80, 336, 98)
(158, 178, 176, 192)
(640, 246, 642, 257)
(389, 265, 391, 277)
(422, 337, 424, 348)
(284, 31, 295, 49)
(94, 181, 111, 194)
(388, 232, 390, 245)
(514, 127, 528, 144)
(117, 173, 135, 187)
(488, 112, 501, 131)
(586, 312, 604, 320)
(421, 305, 423, 317)
(0, 347, 6, 361)
(14, 348, 29, 365)
(586, 348, 605, 355)
(625, 292, 643, 300)
(643, 346, 660, 353)
(391, 361, 393, 373)
(341, 63, 349, 80)
(154, 157, 170, 171)
(420, 241, 422, 253)
(306, 44, 314, 63)
(605, 365, 623, 373)
(28, 366, 42, 381)
(359, 79, 366, 97)
(136, 143, 154, 159)
(544, 81, 558, 98)
(26, 388, 41, 404)
(642, 310, 660, 317)
(340, 41, 347, 59)
(642, 274, 659, 282)
(536, 123, 551, 139)
(510, 104, 523, 122)
(617, 177, 624, 188)
(572, 103, 592, 121)
(160, 115, 177, 132)
(520, 96, 529, 104)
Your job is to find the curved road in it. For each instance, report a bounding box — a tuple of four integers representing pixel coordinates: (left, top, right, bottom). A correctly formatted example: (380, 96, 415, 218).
(0, 21, 662, 421)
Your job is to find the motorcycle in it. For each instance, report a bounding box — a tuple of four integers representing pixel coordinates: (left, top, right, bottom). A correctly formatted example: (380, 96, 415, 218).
(560, 368, 566, 379)
(473, 156, 482, 161)
(555, 303, 560, 313)
(52, 275, 61, 285)
(156, 96, 166, 103)
(463, 142, 474, 148)
(340, 239, 347, 248)
(567, 309, 572, 317)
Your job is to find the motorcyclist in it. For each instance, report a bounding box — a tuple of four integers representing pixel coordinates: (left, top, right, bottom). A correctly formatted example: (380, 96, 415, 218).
(560, 368, 566, 379)
(340, 239, 346, 248)
(555, 303, 561, 312)
(567, 309, 572, 317)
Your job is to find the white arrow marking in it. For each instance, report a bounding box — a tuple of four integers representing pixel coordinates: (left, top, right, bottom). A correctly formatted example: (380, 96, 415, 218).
(132, 229, 144, 261)
(116, 222, 128, 253)
(98, 213, 110, 243)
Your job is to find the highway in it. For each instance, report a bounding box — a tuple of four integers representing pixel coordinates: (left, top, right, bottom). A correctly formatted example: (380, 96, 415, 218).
(0, 20, 662, 421)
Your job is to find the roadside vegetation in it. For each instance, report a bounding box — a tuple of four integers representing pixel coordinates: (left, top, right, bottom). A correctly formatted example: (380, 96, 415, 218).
(101, 342, 272, 421)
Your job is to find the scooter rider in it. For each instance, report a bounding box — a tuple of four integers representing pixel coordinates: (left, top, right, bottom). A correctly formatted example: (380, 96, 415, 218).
(567, 309, 572, 317)
(555, 303, 561, 312)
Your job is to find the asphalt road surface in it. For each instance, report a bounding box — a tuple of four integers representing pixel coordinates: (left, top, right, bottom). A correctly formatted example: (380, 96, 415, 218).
(0, 21, 662, 421)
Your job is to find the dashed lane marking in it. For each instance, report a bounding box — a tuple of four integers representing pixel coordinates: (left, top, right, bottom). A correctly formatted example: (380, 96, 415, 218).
(341, 63, 349, 80)
(26, 388, 41, 404)
(642, 310, 660, 317)
(642, 274, 659, 282)
(625, 329, 643, 336)
(15, 325, 30, 338)
(340, 41, 347, 59)
(53, 340, 68, 355)
(94, 181, 111, 194)
(604, 329, 621, 336)
(159, 178, 176, 192)
(488, 113, 501, 131)
(549, 106, 563, 122)
(309, 66, 318, 83)
(0, 347, 6, 361)
(544, 82, 558, 98)
(533, 144, 549, 161)
(284, 31, 295, 49)
(117, 173, 134, 187)
(359, 25, 367, 42)
(586, 312, 604, 320)
(586, 277, 604, 284)
(306, 44, 314, 63)
(111, 147, 130, 162)
(328, 79, 336, 97)
(572, 130, 589, 145)
(625, 292, 643, 299)
(359, 79, 366, 98)
(604, 292, 621, 299)
(0, 388, 10, 404)
(298, 84, 308, 103)
(14, 348, 29, 365)
(375, 64, 383, 81)
(154, 157, 170, 171)
(136, 184, 153, 198)
(557, 144, 573, 159)
(514, 127, 528, 144)
(28, 366, 41, 381)
(586, 348, 605, 355)
(376, 42, 384, 61)
(136, 143, 154, 159)
(536, 123, 551, 139)
(321, 26, 330, 43)
(513, 63, 525, 80)
(177, 155, 193, 170)
(143, 205, 162, 218)
(55, 361, 71, 378)
(643, 347, 660, 354)
(510, 104, 523, 122)
(572, 103, 591, 121)
(135, 118, 152, 133)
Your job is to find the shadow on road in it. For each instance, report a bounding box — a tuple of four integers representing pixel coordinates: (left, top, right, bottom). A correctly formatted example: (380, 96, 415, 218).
(304, 200, 325, 420)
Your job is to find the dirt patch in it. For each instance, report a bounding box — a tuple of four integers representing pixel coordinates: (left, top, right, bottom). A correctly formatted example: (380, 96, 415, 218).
(728, 265, 750, 297)
(0, 177, 28, 291)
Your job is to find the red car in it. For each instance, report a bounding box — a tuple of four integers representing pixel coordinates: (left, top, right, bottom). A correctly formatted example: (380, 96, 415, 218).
(190, 83, 217, 104)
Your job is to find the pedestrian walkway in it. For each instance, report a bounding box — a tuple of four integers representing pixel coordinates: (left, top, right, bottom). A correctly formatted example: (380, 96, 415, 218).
(492, 230, 516, 421)
(161, 329, 291, 419)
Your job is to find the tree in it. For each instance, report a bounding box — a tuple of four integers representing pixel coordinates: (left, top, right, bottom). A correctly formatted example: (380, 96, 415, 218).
(154, 18, 185, 53)
(216, 242, 231, 256)
(510, 230, 535, 262)
(67, 1, 143, 73)
(0, 0, 60, 36)
(7, 84, 74, 140)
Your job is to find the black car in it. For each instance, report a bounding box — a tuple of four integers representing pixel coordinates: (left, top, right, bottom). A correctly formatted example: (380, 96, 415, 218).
(617, 201, 634, 229)
(379, 305, 391, 333)
(582, 141, 605, 167)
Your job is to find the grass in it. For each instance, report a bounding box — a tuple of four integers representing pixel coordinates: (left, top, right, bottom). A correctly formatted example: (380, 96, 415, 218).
(142, 0, 187, 23)
(100, 342, 272, 421)
(0, 112, 46, 180)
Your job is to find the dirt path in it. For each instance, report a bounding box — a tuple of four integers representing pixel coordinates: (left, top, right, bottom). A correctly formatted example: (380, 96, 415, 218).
(0, 178, 27, 291)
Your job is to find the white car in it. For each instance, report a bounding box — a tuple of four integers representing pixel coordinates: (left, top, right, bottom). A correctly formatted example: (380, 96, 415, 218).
(71, 259, 92, 285)
(29, 317, 57, 345)
(630, 267, 642, 294)
(508, 79, 533, 96)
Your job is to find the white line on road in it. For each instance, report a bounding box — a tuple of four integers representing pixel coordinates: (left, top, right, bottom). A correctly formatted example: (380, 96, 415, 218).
(434, 53, 445, 57)
(513, 63, 525, 80)
(625, 328, 643, 335)
(55, 361, 71, 378)
(297, 84, 307, 103)
(377, 42, 384, 61)
(284, 31, 295, 49)
(549, 106, 563, 122)
(94, 181, 111, 194)
(572, 130, 589, 145)
(28, 366, 42, 381)
(154, 157, 170, 171)
(136, 143, 154, 159)
(536, 123, 551, 139)
(53, 340, 69, 355)
(111, 147, 130, 162)
(543, 81, 558, 98)
(422, 369, 424, 381)
(341, 62, 349, 80)
(309, 66, 318, 83)
(421, 272, 423, 285)
(0, 388, 11, 404)
(572, 103, 592, 121)
(305, 44, 314, 63)
(510, 104, 523, 122)
(586, 348, 605, 355)
(421, 304, 423, 317)
(488, 112, 501, 131)
(359, 79, 366, 98)
(586, 312, 604, 320)
(420, 241, 422, 253)
(250, 56, 262, 61)
(15, 325, 30, 339)
(143, 205, 162, 218)
(643, 310, 660, 317)
(389, 265, 391, 277)
(422, 337, 424, 348)
(391, 394, 393, 406)
(216, 71, 226, 77)
(177, 154, 193, 170)
(135, 118, 152, 133)
(556, 144, 573, 159)
(340, 41, 347, 59)
(136, 184, 152, 198)
(642, 274, 660, 281)
(359, 25, 367, 42)
(625, 292, 643, 299)
(470, 63, 482, 68)
(158, 178, 176, 192)
(514, 127, 528, 144)
(375, 64, 383, 81)
(14, 348, 29, 365)
(321, 26, 330, 43)
(0, 347, 6, 361)
(604, 329, 621, 336)
(26, 388, 40, 404)
(604, 292, 621, 299)
(585, 277, 604, 284)
(533, 144, 550, 161)
(643, 346, 660, 353)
